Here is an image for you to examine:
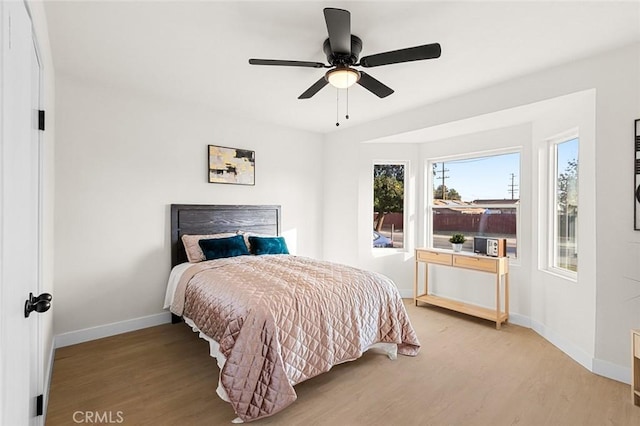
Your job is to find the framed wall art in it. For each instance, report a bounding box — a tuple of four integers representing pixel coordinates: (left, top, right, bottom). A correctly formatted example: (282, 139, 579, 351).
(208, 145, 255, 185)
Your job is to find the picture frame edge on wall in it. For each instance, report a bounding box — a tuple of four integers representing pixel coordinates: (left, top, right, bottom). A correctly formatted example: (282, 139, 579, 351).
(634, 119, 639, 230)
(208, 144, 256, 186)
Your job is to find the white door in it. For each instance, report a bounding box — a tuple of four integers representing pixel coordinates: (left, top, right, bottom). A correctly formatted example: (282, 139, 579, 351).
(1, 1, 45, 425)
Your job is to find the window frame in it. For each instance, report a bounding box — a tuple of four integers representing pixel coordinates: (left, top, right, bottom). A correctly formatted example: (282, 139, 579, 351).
(547, 133, 579, 279)
(426, 149, 521, 260)
(372, 160, 408, 252)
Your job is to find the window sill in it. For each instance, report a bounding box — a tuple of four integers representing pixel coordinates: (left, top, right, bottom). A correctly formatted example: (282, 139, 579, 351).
(542, 267, 578, 283)
(372, 248, 407, 257)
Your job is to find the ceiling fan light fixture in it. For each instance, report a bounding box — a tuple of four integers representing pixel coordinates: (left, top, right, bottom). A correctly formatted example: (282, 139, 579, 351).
(326, 67, 360, 89)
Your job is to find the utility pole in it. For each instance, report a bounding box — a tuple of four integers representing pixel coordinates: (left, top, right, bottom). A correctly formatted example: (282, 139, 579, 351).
(438, 163, 450, 200)
(508, 173, 519, 200)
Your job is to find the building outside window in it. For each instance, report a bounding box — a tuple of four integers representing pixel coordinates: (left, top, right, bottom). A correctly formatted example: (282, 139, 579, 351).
(429, 152, 520, 257)
(373, 163, 405, 249)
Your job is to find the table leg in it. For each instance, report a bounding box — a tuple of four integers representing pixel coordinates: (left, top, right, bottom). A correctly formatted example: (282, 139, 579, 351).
(414, 260, 418, 306)
(496, 273, 501, 330)
(505, 272, 509, 322)
(425, 263, 429, 297)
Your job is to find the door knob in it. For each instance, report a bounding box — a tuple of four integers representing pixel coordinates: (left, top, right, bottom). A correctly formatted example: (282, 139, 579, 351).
(24, 292, 52, 318)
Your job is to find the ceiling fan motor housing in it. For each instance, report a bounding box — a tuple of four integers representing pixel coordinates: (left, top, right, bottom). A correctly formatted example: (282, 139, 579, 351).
(323, 35, 363, 65)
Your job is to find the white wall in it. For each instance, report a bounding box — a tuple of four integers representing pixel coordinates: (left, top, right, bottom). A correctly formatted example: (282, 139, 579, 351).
(592, 44, 640, 375)
(53, 74, 324, 336)
(324, 43, 640, 381)
(529, 91, 597, 371)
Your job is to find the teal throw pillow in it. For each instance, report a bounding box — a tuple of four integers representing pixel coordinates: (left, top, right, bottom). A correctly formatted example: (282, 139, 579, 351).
(198, 234, 249, 260)
(248, 236, 289, 255)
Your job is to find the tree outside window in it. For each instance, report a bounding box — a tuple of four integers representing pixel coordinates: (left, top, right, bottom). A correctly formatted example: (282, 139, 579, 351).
(553, 138, 578, 273)
(373, 164, 405, 249)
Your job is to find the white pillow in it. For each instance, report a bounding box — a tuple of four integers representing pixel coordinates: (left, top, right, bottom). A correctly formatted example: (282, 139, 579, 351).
(181, 233, 237, 262)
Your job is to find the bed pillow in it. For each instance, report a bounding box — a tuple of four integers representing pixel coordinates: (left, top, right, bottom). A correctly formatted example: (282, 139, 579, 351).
(198, 234, 250, 260)
(182, 233, 237, 262)
(237, 231, 272, 252)
(248, 236, 289, 255)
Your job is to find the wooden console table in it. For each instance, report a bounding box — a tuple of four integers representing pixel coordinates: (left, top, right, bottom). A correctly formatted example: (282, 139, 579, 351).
(414, 248, 509, 329)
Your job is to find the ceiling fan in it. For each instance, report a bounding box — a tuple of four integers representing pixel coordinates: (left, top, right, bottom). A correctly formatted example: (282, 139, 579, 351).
(248, 7, 441, 100)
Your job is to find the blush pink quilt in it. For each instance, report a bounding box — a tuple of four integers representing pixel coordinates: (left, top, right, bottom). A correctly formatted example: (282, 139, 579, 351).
(171, 255, 420, 422)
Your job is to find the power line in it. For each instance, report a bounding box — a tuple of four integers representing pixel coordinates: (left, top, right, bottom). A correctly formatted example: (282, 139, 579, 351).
(508, 173, 519, 199)
(437, 163, 450, 200)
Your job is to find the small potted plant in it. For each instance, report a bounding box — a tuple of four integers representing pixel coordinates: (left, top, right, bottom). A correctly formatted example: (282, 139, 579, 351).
(449, 233, 466, 252)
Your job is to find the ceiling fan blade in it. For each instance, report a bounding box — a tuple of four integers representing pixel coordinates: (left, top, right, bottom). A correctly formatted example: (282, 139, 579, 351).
(357, 72, 394, 98)
(323, 8, 351, 55)
(249, 59, 326, 68)
(298, 76, 329, 99)
(360, 43, 441, 68)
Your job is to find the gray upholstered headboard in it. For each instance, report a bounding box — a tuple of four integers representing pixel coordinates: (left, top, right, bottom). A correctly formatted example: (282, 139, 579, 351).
(170, 204, 281, 267)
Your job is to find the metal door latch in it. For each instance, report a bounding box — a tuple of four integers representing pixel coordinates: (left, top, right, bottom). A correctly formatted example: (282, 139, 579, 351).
(24, 292, 52, 318)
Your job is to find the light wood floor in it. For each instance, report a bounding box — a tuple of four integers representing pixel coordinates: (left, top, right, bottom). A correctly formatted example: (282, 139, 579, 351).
(46, 302, 640, 425)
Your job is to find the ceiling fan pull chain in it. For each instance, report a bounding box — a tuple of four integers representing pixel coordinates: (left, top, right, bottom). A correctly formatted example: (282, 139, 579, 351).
(346, 88, 350, 120)
(336, 88, 340, 126)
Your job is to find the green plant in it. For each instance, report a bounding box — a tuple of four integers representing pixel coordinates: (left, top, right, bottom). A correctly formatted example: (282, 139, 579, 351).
(449, 233, 466, 244)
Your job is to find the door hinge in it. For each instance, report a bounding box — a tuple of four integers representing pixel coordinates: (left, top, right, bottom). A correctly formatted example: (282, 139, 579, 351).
(36, 394, 44, 416)
(38, 110, 45, 131)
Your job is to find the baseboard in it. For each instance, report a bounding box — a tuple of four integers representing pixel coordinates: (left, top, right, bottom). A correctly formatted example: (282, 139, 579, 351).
(54, 312, 172, 348)
(530, 318, 593, 371)
(593, 358, 631, 385)
(505, 312, 530, 328)
(517, 318, 629, 384)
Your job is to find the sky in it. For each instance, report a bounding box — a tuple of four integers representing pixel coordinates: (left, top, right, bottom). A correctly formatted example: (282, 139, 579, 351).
(557, 138, 579, 175)
(433, 139, 579, 202)
(433, 152, 521, 201)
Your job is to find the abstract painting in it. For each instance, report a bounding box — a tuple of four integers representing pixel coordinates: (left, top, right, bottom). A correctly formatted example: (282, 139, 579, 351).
(208, 145, 255, 185)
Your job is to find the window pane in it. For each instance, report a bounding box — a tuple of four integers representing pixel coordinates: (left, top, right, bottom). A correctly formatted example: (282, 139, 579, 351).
(430, 152, 519, 256)
(433, 153, 520, 201)
(432, 207, 518, 256)
(554, 138, 578, 272)
(373, 164, 404, 249)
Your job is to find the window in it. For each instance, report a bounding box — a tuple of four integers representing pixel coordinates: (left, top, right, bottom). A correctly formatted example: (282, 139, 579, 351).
(373, 163, 405, 249)
(551, 137, 578, 273)
(429, 152, 520, 257)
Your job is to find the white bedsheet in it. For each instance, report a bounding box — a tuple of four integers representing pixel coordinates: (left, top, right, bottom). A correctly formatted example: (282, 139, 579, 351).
(163, 262, 193, 310)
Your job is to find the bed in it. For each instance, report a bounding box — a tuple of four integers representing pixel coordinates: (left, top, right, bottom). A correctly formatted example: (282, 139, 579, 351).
(165, 204, 420, 423)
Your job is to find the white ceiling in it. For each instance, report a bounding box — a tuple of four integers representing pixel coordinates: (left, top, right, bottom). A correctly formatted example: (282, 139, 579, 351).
(44, 1, 640, 134)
